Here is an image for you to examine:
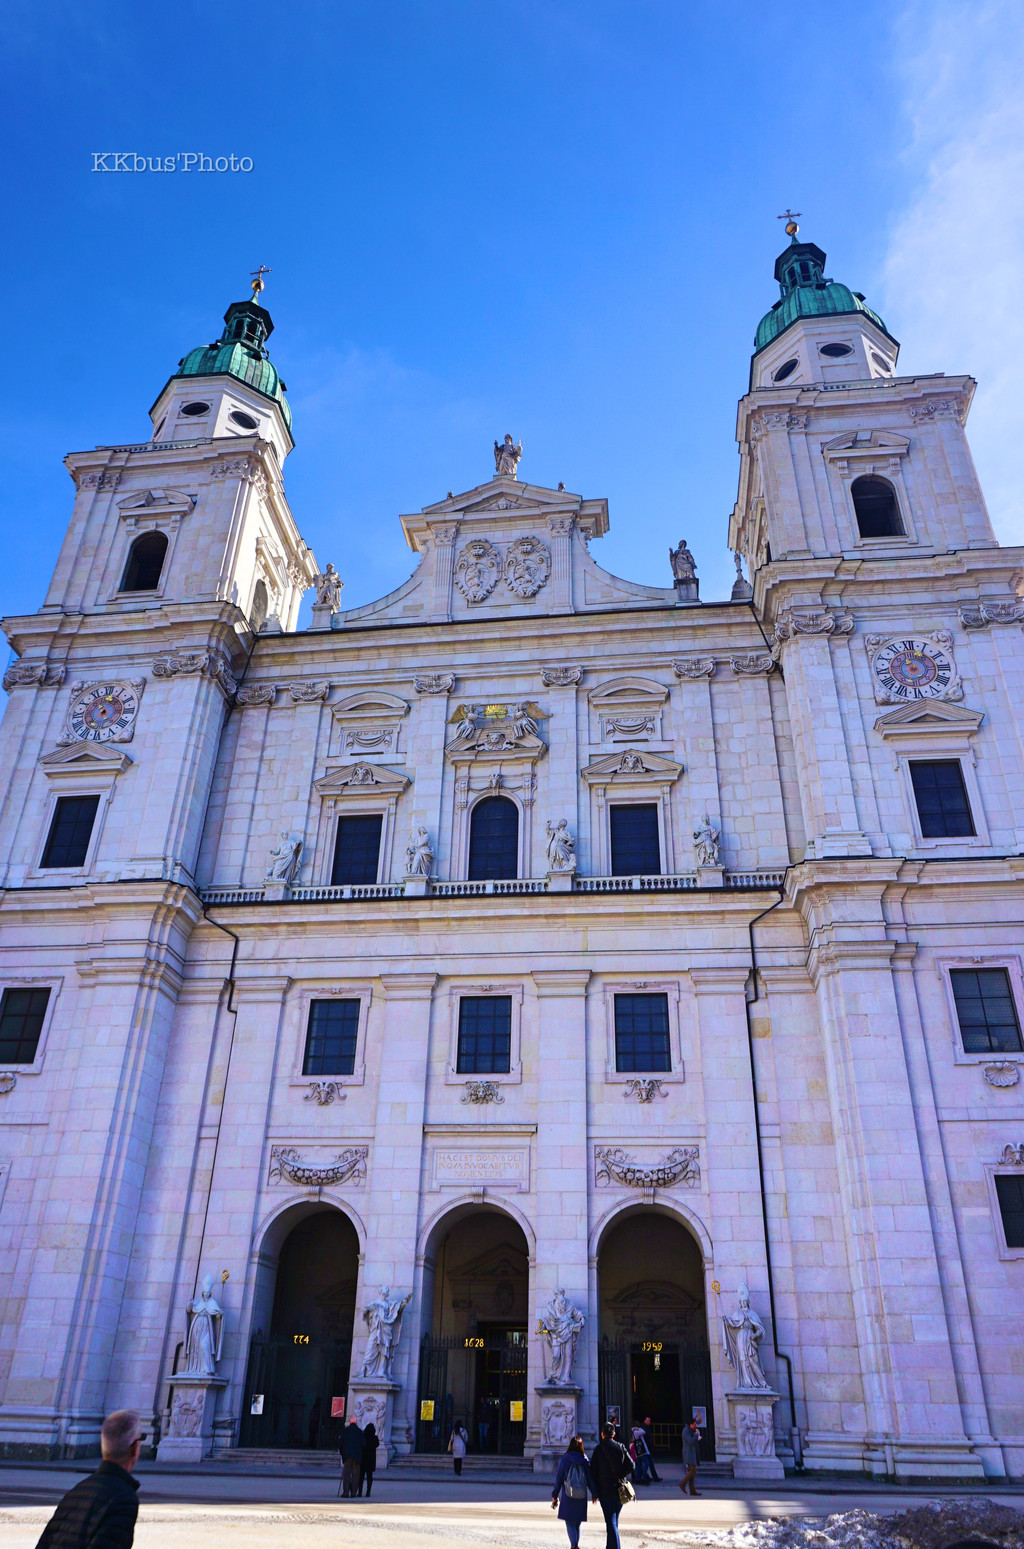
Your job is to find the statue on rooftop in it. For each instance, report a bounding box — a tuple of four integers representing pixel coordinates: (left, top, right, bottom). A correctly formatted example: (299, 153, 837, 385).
(494, 434, 523, 479)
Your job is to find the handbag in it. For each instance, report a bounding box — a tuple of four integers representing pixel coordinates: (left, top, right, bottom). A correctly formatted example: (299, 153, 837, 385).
(618, 1477, 636, 1506)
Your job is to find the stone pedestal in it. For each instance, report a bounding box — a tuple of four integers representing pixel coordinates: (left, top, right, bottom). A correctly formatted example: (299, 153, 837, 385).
(546, 869, 574, 893)
(348, 1377, 400, 1469)
(725, 1388, 785, 1480)
(263, 880, 291, 902)
(534, 1385, 582, 1473)
(309, 602, 334, 631)
(157, 1375, 227, 1463)
(696, 865, 725, 888)
(403, 874, 429, 898)
(674, 579, 699, 604)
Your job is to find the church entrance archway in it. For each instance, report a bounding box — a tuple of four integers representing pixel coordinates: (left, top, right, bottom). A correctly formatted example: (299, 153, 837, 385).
(416, 1207, 530, 1456)
(239, 1208, 358, 1450)
(597, 1209, 715, 1458)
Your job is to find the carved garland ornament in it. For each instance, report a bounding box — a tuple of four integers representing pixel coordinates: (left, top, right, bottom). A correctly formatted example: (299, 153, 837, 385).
(958, 601, 1024, 630)
(3, 662, 66, 691)
(152, 650, 236, 697)
(269, 1146, 368, 1186)
(595, 1145, 700, 1189)
(772, 608, 854, 644)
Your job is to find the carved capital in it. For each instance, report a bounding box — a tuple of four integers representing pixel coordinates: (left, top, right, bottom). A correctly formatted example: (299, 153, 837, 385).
(287, 681, 330, 704)
(414, 673, 455, 695)
(772, 608, 854, 645)
(541, 665, 582, 687)
(236, 684, 277, 707)
(673, 656, 716, 680)
(730, 653, 776, 676)
(958, 600, 1024, 630)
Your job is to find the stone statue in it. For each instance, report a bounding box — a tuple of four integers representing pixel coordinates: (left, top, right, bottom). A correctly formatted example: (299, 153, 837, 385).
(265, 831, 302, 883)
(508, 701, 539, 740)
(181, 1273, 224, 1376)
(545, 819, 577, 873)
(314, 563, 343, 611)
(693, 814, 720, 868)
(539, 1288, 585, 1387)
(494, 433, 523, 479)
(360, 1286, 412, 1380)
(722, 1283, 771, 1391)
(669, 538, 697, 582)
(404, 826, 434, 877)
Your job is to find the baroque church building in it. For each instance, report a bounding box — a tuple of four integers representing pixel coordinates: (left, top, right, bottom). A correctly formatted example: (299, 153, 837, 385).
(1, 234, 1022, 1480)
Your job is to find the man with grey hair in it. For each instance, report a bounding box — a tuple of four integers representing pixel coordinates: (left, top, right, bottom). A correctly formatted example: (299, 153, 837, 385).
(35, 1408, 142, 1547)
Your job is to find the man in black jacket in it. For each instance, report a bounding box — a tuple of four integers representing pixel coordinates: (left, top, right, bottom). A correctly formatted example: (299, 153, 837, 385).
(589, 1423, 633, 1549)
(35, 1409, 142, 1548)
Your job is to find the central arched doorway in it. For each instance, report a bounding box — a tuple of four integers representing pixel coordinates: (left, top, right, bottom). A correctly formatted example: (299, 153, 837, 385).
(240, 1208, 359, 1449)
(416, 1206, 530, 1455)
(597, 1209, 715, 1458)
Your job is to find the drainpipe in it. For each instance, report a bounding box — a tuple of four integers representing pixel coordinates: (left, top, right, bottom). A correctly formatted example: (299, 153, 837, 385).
(743, 885, 803, 1469)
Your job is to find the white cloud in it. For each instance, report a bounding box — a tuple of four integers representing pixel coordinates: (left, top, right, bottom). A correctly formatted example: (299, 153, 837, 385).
(882, 0, 1024, 542)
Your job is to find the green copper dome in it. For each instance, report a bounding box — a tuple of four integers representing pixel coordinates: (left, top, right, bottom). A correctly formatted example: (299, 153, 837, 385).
(753, 239, 895, 356)
(168, 298, 292, 431)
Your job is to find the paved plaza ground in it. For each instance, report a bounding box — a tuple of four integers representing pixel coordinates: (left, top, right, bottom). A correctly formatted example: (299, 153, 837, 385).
(2, 1459, 1023, 1549)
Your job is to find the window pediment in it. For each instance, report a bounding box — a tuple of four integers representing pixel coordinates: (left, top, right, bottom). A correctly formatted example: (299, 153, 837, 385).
(116, 488, 195, 529)
(331, 691, 411, 757)
(582, 749, 684, 787)
(588, 676, 669, 708)
(822, 430, 910, 476)
(445, 702, 548, 766)
(588, 676, 669, 741)
(313, 762, 411, 797)
(39, 744, 133, 777)
(873, 701, 983, 739)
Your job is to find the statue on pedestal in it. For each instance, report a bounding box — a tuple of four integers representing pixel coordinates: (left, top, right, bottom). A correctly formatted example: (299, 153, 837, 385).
(669, 538, 697, 583)
(313, 564, 343, 611)
(693, 814, 720, 868)
(404, 827, 434, 877)
(181, 1274, 224, 1376)
(494, 433, 523, 478)
(265, 832, 302, 883)
(539, 1288, 585, 1386)
(361, 1286, 412, 1380)
(722, 1283, 770, 1391)
(545, 819, 577, 873)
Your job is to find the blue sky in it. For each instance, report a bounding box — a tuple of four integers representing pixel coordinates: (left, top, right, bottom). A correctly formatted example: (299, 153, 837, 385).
(1, 1, 1021, 629)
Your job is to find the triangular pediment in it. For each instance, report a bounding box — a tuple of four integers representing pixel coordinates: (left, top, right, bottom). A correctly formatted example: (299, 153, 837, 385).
(39, 743, 133, 774)
(873, 700, 983, 737)
(116, 487, 196, 515)
(581, 748, 684, 784)
(449, 1239, 529, 1283)
(822, 430, 909, 459)
(588, 675, 670, 708)
(313, 762, 411, 796)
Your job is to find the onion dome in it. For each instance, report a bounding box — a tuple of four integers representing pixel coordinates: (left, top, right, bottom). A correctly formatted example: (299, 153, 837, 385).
(753, 238, 896, 356)
(171, 298, 292, 430)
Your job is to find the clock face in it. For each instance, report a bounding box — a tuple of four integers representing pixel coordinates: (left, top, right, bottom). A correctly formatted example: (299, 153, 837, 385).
(68, 682, 141, 742)
(871, 638, 954, 701)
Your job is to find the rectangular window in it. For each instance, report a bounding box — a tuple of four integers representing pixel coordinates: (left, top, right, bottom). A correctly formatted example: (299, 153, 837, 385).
(909, 760, 974, 838)
(41, 795, 100, 869)
(457, 996, 512, 1074)
(995, 1174, 1024, 1250)
(614, 993, 671, 1072)
(331, 814, 383, 886)
(303, 998, 360, 1076)
(609, 804, 661, 876)
(0, 987, 51, 1064)
(950, 968, 1023, 1054)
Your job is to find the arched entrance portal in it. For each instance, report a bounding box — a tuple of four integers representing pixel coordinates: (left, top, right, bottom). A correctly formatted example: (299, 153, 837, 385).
(240, 1208, 359, 1449)
(597, 1210, 715, 1458)
(416, 1207, 529, 1456)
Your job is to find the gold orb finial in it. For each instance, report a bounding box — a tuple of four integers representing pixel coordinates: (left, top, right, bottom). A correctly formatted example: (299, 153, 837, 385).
(250, 264, 272, 301)
(777, 209, 802, 239)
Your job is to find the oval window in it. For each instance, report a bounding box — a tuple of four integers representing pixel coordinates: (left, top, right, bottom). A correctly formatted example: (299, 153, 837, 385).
(230, 410, 260, 430)
(871, 352, 892, 373)
(180, 401, 210, 417)
(772, 358, 799, 382)
(819, 342, 852, 358)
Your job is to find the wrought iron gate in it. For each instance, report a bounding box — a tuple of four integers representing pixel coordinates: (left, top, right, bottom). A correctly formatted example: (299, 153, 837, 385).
(238, 1333, 353, 1449)
(597, 1336, 715, 1459)
(416, 1330, 528, 1455)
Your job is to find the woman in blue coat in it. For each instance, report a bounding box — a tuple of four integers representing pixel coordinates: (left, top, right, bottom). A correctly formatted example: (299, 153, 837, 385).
(551, 1434, 597, 1549)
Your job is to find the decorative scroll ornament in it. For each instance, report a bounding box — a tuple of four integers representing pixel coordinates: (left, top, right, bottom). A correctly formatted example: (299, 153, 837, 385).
(454, 539, 502, 602)
(77, 468, 123, 491)
(622, 1078, 667, 1104)
(153, 650, 237, 697)
(288, 681, 330, 703)
(414, 673, 455, 695)
(236, 684, 276, 707)
(673, 657, 716, 680)
(304, 1081, 346, 1106)
(504, 535, 551, 598)
(269, 1145, 368, 1186)
(541, 665, 583, 687)
(998, 1142, 1024, 1165)
(730, 654, 776, 676)
(3, 662, 66, 691)
(985, 1064, 1020, 1089)
(461, 1080, 505, 1105)
(595, 1145, 700, 1189)
(772, 608, 854, 644)
(958, 601, 1024, 630)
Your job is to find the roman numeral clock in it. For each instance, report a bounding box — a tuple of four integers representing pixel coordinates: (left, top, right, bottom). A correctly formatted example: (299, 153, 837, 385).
(59, 680, 146, 745)
(865, 632, 962, 705)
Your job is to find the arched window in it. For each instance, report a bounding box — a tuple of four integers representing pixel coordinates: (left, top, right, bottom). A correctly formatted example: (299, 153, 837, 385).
(851, 475, 902, 539)
(119, 530, 168, 592)
(468, 797, 519, 881)
(250, 579, 269, 633)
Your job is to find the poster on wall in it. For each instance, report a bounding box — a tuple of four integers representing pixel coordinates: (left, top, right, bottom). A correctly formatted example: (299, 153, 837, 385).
(510, 1401, 524, 1422)
(420, 1400, 435, 1421)
(331, 1397, 346, 1418)
(250, 1394, 264, 1415)
(691, 1406, 707, 1428)
(605, 1406, 621, 1427)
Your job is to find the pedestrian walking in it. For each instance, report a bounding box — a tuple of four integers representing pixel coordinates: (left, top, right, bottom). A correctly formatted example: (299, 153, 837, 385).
(550, 1434, 596, 1549)
(589, 1421, 634, 1549)
(34, 1408, 142, 1548)
(630, 1423, 653, 1484)
(641, 1417, 662, 1482)
(340, 1415, 364, 1497)
(448, 1419, 468, 1475)
(679, 1416, 702, 1496)
(359, 1421, 379, 1497)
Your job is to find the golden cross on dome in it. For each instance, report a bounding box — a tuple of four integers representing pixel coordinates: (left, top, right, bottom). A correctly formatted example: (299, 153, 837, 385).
(250, 264, 272, 301)
(777, 209, 801, 238)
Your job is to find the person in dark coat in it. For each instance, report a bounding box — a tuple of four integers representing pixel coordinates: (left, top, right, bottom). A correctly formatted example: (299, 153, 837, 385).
(35, 1408, 142, 1549)
(340, 1416, 364, 1496)
(589, 1422, 634, 1549)
(359, 1422, 379, 1497)
(679, 1417, 702, 1496)
(550, 1435, 595, 1549)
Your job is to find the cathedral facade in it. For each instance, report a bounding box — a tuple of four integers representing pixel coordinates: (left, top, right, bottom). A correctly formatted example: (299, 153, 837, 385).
(1, 236, 1022, 1479)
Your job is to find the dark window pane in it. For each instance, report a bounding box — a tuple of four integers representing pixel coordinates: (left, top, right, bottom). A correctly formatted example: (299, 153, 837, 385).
(303, 998, 360, 1076)
(457, 996, 512, 1074)
(120, 530, 168, 591)
(614, 993, 671, 1072)
(610, 804, 661, 875)
(851, 476, 902, 538)
(0, 987, 51, 1063)
(950, 968, 1023, 1054)
(331, 814, 383, 885)
(909, 761, 974, 838)
(41, 795, 100, 868)
(468, 798, 518, 881)
(996, 1174, 1024, 1249)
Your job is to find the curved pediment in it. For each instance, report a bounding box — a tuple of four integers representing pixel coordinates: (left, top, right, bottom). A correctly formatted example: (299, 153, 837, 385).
(588, 676, 670, 708)
(331, 691, 410, 721)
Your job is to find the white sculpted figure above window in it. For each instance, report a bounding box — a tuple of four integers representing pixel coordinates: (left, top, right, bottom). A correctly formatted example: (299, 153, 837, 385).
(539, 1288, 585, 1387)
(265, 831, 302, 883)
(360, 1286, 412, 1380)
(181, 1273, 224, 1376)
(722, 1283, 771, 1392)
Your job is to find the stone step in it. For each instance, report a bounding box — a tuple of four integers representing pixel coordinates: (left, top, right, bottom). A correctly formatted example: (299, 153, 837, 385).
(214, 1448, 345, 1469)
(389, 1452, 535, 1471)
